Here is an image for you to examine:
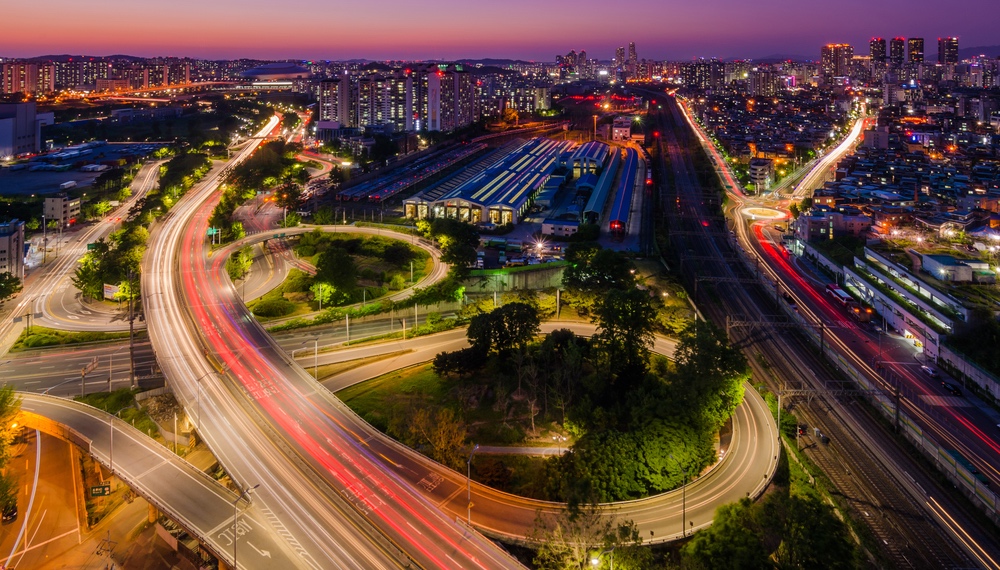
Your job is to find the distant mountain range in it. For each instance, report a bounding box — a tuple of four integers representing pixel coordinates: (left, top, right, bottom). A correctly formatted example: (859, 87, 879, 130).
(744, 54, 814, 63)
(8, 48, 1000, 66)
(959, 45, 1000, 59)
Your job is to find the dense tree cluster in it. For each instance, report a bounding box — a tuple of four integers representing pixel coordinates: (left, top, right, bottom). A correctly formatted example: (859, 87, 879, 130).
(71, 151, 210, 301)
(406, 218, 480, 306)
(431, 283, 748, 505)
(0, 386, 22, 515)
(211, 140, 308, 243)
(0, 272, 21, 303)
(681, 493, 859, 570)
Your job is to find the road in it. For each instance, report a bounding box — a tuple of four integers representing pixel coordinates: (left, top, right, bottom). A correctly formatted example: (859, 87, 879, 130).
(788, 116, 868, 199)
(664, 89, 1000, 568)
(0, 431, 80, 570)
(145, 115, 519, 569)
(11, 317, 778, 555)
(313, 321, 777, 544)
(16, 393, 301, 570)
(31, 160, 164, 334)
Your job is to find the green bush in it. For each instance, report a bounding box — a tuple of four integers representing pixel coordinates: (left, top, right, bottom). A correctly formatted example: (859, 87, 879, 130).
(252, 297, 296, 317)
(24, 334, 61, 348)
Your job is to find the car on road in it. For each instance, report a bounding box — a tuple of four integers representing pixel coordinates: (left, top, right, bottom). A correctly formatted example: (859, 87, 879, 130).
(2, 502, 16, 524)
(941, 381, 962, 396)
(920, 365, 940, 378)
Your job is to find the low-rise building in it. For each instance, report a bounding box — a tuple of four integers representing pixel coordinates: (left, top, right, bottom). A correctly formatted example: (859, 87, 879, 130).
(43, 193, 81, 227)
(920, 253, 995, 283)
(612, 117, 632, 141)
(541, 218, 580, 237)
(0, 219, 25, 279)
(794, 210, 873, 241)
(749, 158, 774, 190)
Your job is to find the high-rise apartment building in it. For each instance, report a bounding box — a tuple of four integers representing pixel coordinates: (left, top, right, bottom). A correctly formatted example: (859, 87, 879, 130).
(426, 67, 474, 132)
(890, 37, 905, 67)
(627, 42, 637, 77)
(821, 44, 854, 78)
(749, 69, 780, 97)
(316, 77, 351, 128)
(1, 63, 55, 95)
(908, 37, 924, 63)
(615, 46, 626, 71)
(80, 59, 110, 87)
(938, 37, 959, 64)
(870, 38, 887, 63)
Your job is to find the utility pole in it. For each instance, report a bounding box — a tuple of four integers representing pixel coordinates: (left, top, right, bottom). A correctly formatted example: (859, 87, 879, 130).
(128, 269, 136, 388)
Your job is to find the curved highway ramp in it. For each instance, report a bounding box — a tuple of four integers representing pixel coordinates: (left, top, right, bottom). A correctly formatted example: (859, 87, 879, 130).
(18, 393, 301, 570)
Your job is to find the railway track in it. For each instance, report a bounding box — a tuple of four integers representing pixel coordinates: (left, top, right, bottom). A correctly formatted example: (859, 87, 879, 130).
(651, 92, 977, 569)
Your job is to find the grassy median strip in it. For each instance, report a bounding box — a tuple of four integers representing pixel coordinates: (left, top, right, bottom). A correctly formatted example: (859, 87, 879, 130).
(11, 326, 135, 351)
(303, 350, 411, 381)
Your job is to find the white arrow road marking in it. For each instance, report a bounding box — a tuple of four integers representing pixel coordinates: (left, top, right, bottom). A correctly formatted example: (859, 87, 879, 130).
(247, 542, 271, 558)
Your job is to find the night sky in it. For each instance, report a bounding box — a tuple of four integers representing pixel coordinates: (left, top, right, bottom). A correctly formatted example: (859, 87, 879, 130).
(3, 0, 997, 61)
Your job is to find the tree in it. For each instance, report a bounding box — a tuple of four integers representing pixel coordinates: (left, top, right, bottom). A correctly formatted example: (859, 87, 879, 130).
(532, 508, 651, 570)
(314, 205, 336, 225)
(774, 494, 858, 570)
(0, 272, 21, 302)
(672, 320, 749, 431)
(682, 498, 770, 570)
(410, 408, 466, 470)
(591, 288, 655, 383)
(0, 385, 22, 512)
(562, 245, 635, 310)
(226, 246, 254, 281)
(310, 281, 335, 308)
(315, 248, 356, 304)
(466, 302, 540, 356)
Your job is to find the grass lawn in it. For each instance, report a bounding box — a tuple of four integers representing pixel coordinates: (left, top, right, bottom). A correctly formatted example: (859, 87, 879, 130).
(75, 389, 161, 440)
(12, 326, 133, 351)
(309, 350, 411, 381)
(336, 362, 568, 447)
(336, 364, 449, 426)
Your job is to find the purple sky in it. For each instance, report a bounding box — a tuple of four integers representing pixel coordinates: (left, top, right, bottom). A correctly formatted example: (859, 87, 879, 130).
(2, 0, 997, 61)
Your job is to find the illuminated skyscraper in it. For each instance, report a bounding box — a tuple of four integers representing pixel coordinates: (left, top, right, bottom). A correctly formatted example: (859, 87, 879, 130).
(869, 38, 886, 63)
(889, 37, 905, 67)
(908, 37, 924, 63)
(627, 42, 637, 77)
(938, 37, 959, 64)
(821, 43, 853, 78)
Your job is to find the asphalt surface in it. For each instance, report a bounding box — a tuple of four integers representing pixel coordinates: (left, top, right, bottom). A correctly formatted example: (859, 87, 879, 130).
(0, 431, 80, 569)
(668, 90, 1000, 568)
(315, 321, 778, 545)
(31, 160, 165, 333)
(17, 393, 301, 570)
(144, 115, 508, 570)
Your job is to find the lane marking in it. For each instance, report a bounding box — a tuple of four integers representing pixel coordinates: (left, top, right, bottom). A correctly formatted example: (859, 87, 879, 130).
(6, 429, 41, 567)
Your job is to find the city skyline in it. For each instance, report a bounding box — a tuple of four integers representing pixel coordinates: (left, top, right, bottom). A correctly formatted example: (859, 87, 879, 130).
(2, 0, 998, 61)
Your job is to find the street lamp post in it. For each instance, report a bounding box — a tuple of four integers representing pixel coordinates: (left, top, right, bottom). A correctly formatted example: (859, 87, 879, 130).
(294, 339, 320, 379)
(109, 408, 125, 486)
(233, 483, 259, 569)
(109, 345, 127, 391)
(466, 444, 479, 525)
(590, 548, 614, 569)
(669, 453, 689, 537)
